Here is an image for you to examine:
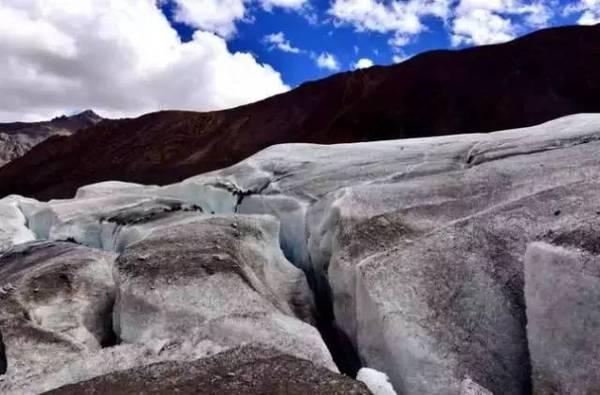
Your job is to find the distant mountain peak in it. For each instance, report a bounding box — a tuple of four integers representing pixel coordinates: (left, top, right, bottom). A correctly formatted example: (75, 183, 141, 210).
(69, 109, 102, 122)
(51, 110, 102, 124)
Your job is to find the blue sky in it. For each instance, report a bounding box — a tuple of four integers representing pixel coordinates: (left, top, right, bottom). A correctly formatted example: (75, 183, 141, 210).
(161, 0, 593, 87)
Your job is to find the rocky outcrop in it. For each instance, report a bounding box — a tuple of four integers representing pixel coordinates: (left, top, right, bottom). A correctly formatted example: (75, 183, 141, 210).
(44, 345, 371, 395)
(0, 110, 102, 168)
(525, 242, 600, 394)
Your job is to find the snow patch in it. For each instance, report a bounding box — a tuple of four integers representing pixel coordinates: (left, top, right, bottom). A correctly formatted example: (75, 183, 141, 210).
(357, 368, 397, 395)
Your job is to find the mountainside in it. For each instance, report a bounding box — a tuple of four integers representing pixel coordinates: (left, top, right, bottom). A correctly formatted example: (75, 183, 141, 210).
(1, 24, 599, 200)
(2, 113, 600, 393)
(0, 110, 102, 168)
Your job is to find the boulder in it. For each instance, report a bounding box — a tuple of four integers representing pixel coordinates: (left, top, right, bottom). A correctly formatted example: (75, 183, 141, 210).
(44, 345, 371, 395)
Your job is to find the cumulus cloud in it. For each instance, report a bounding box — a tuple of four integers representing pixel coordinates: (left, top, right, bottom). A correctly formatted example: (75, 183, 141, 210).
(329, 0, 452, 43)
(316, 52, 340, 71)
(170, 0, 247, 38)
(451, 0, 554, 46)
(353, 58, 374, 69)
(170, 0, 311, 37)
(564, 0, 600, 25)
(0, 0, 288, 122)
(329, 0, 557, 52)
(263, 32, 302, 53)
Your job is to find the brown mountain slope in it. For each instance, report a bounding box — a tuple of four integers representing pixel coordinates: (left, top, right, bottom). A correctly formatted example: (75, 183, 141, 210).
(0, 110, 102, 167)
(1, 24, 599, 200)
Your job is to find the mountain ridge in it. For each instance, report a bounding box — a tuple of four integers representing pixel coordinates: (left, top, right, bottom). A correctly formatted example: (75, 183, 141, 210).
(1, 24, 599, 200)
(0, 110, 103, 168)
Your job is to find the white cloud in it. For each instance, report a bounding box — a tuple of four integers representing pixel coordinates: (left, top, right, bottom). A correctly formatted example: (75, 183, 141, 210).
(167, 0, 312, 38)
(329, 0, 557, 52)
(564, 0, 600, 25)
(353, 58, 374, 69)
(260, 0, 309, 11)
(0, 0, 288, 122)
(388, 32, 412, 50)
(316, 52, 340, 71)
(451, 0, 554, 46)
(263, 32, 302, 53)
(170, 0, 247, 38)
(392, 53, 410, 63)
(329, 0, 452, 41)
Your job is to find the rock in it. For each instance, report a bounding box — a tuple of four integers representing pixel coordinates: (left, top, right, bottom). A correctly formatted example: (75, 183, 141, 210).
(0, 242, 117, 381)
(114, 214, 336, 371)
(525, 242, 600, 394)
(43, 345, 371, 395)
(0, 110, 102, 168)
(1, 340, 224, 393)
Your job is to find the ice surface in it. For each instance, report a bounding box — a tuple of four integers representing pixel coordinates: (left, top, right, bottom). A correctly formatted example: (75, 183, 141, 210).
(74, 181, 158, 199)
(183, 113, 600, 393)
(113, 214, 335, 372)
(460, 376, 493, 395)
(2, 113, 600, 393)
(357, 368, 397, 395)
(0, 196, 37, 252)
(525, 242, 600, 393)
(0, 242, 117, 384)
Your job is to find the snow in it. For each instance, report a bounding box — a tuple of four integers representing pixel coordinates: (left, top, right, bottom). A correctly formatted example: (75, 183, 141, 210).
(357, 368, 397, 395)
(75, 181, 157, 199)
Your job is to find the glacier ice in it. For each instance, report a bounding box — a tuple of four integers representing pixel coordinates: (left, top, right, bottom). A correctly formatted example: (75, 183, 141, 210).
(525, 242, 600, 393)
(1, 113, 600, 393)
(357, 368, 397, 395)
(0, 196, 38, 251)
(0, 242, 117, 383)
(113, 214, 336, 371)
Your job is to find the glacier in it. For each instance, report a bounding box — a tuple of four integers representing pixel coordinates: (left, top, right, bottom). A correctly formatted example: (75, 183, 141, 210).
(2, 113, 600, 393)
